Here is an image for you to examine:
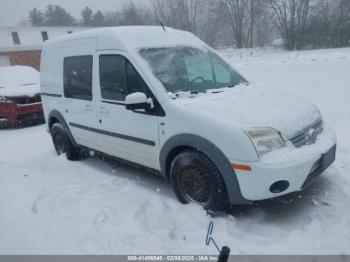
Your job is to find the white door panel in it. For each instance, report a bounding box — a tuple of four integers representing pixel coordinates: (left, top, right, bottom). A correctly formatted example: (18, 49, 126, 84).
(95, 51, 161, 170)
(99, 107, 159, 168)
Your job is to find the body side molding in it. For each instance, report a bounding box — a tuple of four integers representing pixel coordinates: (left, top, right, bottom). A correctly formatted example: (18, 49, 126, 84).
(69, 122, 156, 147)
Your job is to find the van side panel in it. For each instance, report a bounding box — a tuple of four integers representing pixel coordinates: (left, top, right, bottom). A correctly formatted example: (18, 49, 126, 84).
(40, 48, 63, 130)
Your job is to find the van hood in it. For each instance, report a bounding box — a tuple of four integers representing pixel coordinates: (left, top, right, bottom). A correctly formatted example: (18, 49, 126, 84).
(175, 85, 321, 140)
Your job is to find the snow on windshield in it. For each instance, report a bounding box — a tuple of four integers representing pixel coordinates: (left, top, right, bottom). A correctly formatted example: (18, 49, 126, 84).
(139, 47, 246, 94)
(0, 66, 39, 88)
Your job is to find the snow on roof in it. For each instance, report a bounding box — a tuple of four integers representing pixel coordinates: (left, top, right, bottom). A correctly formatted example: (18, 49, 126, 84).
(0, 66, 40, 97)
(43, 26, 206, 52)
(111, 26, 204, 49)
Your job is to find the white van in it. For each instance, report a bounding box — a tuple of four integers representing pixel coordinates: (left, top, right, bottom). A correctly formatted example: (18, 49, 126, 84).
(41, 26, 336, 211)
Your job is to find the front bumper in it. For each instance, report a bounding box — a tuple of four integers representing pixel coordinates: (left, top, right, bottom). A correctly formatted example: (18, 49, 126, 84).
(0, 103, 44, 127)
(231, 126, 337, 201)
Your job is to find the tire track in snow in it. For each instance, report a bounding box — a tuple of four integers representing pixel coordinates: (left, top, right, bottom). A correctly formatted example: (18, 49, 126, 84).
(30, 177, 129, 217)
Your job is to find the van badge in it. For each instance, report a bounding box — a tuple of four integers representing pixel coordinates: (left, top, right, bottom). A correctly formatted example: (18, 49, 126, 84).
(306, 128, 316, 144)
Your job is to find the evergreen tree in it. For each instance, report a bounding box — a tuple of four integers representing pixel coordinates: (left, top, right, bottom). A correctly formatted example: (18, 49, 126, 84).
(92, 11, 105, 26)
(44, 5, 76, 26)
(29, 7, 44, 26)
(81, 7, 94, 26)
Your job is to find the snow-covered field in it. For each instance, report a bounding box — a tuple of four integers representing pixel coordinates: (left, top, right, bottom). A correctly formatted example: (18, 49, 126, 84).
(1, 47, 350, 255)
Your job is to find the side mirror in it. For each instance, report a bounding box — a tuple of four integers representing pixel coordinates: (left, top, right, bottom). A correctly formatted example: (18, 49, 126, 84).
(125, 92, 153, 111)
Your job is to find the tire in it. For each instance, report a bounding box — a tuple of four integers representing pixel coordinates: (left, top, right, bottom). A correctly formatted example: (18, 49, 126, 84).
(170, 151, 228, 212)
(51, 123, 81, 161)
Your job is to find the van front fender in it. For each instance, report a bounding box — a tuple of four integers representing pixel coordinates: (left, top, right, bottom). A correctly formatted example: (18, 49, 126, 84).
(160, 134, 250, 205)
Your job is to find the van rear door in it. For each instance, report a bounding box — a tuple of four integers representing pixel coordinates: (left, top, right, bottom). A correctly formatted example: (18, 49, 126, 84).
(61, 41, 103, 152)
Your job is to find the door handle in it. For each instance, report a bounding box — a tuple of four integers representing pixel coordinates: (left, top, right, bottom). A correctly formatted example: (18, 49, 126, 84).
(85, 104, 94, 112)
(99, 106, 109, 114)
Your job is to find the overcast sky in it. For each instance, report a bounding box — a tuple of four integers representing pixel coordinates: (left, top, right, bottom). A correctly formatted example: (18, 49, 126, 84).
(0, 0, 150, 26)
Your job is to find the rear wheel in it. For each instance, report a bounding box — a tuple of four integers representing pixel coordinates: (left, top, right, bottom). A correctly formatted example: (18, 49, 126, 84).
(51, 123, 81, 161)
(170, 151, 228, 211)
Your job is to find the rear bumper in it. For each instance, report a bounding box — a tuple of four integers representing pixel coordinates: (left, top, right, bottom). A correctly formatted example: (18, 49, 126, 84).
(231, 126, 337, 201)
(0, 103, 44, 126)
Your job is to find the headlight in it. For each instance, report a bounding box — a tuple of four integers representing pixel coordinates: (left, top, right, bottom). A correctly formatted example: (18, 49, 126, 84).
(246, 127, 286, 157)
(0, 96, 12, 103)
(0, 96, 6, 103)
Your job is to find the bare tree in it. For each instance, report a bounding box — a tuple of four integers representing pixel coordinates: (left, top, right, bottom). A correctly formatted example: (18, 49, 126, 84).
(121, 0, 154, 25)
(244, 0, 260, 48)
(335, 0, 350, 46)
(268, 0, 311, 50)
(245, 0, 269, 48)
(219, 0, 254, 48)
(339, 0, 350, 18)
(152, 0, 200, 33)
(25, 0, 350, 49)
(254, 1, 275, 47)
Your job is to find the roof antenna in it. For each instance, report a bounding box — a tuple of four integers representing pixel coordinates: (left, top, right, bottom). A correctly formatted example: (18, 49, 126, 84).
(160, 21, 166, 32)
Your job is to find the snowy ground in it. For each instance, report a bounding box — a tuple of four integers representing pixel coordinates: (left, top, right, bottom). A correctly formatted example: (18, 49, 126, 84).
(1, 47, 350, 255)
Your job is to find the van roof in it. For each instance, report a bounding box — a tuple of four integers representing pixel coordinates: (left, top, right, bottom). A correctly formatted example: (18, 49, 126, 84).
(43, 26, 205, 52)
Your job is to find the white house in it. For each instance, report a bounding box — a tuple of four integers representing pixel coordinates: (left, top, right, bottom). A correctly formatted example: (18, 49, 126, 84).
(0, 26, 92, 69)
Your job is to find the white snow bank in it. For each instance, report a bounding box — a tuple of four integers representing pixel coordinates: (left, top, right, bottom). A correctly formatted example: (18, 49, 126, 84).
(0, 66, 40, 97)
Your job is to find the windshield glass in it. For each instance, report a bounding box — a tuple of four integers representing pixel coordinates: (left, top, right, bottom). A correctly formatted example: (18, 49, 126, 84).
(139, 47, 246, 94)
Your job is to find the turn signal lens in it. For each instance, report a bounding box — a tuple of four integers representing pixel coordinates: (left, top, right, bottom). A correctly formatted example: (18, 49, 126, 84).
(232, 163, 252, 171)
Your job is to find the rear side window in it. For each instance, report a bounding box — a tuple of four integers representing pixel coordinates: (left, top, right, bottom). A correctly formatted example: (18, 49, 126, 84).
(64, 56, 93, 101)
(99, 55, 148, 101)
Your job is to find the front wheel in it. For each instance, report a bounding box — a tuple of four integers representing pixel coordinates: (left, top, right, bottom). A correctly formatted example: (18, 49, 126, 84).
(51, 123, 81, 161)
(170, 151, 228, 212)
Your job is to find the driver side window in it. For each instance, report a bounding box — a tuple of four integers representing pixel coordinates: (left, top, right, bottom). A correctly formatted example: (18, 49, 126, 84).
(99, 54, 148, 101)
(126, 61, 147, 95)
(99, 55, 127, 101)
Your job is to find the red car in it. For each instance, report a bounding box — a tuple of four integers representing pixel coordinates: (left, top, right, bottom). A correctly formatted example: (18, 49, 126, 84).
(0, 66, 43, 127)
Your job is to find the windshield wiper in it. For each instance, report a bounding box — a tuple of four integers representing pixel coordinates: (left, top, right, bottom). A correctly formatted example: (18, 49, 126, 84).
(210, 90, 224, 94)
(20, 83, 37, 86)
(227, 83, 237, 88)
(173, 90, 207, 97)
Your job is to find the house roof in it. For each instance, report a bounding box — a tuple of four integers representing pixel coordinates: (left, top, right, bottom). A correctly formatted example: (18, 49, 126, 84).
(0, 26, 92, 52)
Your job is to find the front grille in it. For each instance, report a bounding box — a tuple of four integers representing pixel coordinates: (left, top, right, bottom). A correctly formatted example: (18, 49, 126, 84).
(16, 112, 44, 122)
(290, 119, 323, 148)
(9, 95, 41, 105)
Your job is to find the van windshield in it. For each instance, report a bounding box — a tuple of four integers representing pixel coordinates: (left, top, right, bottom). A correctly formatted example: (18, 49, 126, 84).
(139, 47, 246, 94)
